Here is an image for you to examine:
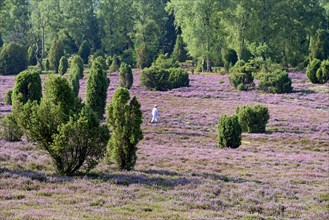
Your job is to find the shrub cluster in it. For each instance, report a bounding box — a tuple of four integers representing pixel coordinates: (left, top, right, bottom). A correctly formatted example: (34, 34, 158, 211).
(229, 60, 254, 91)
(141, 54, 189, 91)
(217, 115, 242, 149)
(259, 70, 292, 93)
(70, 55, 84, 79)
(58, 56, 68, 75)
(0, 42, 28, 75)
(306, 59, 329, 84)
(236, 105, 269, 133)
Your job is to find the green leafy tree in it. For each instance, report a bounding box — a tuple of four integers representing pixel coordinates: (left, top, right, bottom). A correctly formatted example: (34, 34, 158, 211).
(217, 115, 242, 148)
(58, 56, 68, 75)
(48, 38, 64, 73)
(172, 35, 188, 62)
(106, 87, 143, 171)
(236, 105, 269, 133)
(119, 63, 133, 89)
(0, 42, 28, 75)
(86, 58, 110, 119)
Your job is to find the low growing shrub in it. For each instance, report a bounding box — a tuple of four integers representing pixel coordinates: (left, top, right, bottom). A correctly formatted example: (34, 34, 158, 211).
(259, 70, 292, 93)
(236, 105, 269, 133)
(229, 61, 254, 91)
(0, 114, 23, 141)
(217, 115, 242, 148)
(0, 42, 28, 75)
(316, 60, 329, 84)
(169, 68, 189, 89)
(140, 67, 170, 91)
(4, 90, 12, 105)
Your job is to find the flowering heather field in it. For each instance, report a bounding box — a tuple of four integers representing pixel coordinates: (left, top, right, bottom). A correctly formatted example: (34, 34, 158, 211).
(0, 70, 328, 219)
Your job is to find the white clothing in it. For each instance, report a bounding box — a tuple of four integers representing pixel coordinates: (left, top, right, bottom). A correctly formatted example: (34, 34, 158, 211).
(151, 107, 158, 123)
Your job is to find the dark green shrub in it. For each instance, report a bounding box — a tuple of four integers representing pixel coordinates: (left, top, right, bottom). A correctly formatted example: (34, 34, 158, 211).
(93, 49, 105, 59)
(153, 53, 179, 69)
(44, 74, 76, 116)
(229, 61, 254, 91)
(48, 39, 64, 73)
(172, 35, 188, 62)
(0, 42, 28, 75)
(69, 65, 80, 97)
(106, 88, 143, 171)
(259, 70, 293, 93)
(12, 70, 42, 107)
(119, 63, 133, 89)
(78, 41, 90, 64)
(71, 55, 84, 79)
(51, 106, 109, 175)
(109, 56, 120, 73)
(28, 46, 37, 66)
(309, 29, 329, 61)
(236, 105, 269, 133)
(223, 48, 238, 71)
(306, 58, 321, 83)
(316, 60, 329, 84)
(217, 115, 242, 148)
(168, 68, 189, 89)
(4, 90, 12, 105)
(86, 59, 110, 119)
(58, 56, 69, 75)
(0, 114, 23, 141)
(140, 67, 170, 91)
(136, 43, 152, 69)
(94, 56, 107, 71)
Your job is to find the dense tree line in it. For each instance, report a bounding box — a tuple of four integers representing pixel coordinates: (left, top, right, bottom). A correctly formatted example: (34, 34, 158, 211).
(0, 0, 328, 71)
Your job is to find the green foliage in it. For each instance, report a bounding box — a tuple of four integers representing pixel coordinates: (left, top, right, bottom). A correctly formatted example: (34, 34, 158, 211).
(94, 56, 107, 71)
(43, 74, 76, 116)
(259, 70, 293, 94)
(0, 42, 28, 75)
(121, 48, 136, 67)
(119, 63, 133, 89)
(306, 59, 322, 83)
(316, 60, 329, 84)
(48, 39, 64, 73)
(223, 48, 238, 71)
(78, 41, 90, 64)
(109, 56, 121, 73)
(58, 56, 68, 75)
(44, 59, 50, 71)
(168, 68, 189, 89)
(172, 35, 188, 62)
(140, 67, 170, 91)
(229, 61, 254, 91)
(152, 53, 179, 69)
(0, 114, 23, 142)
(12, 70, 42, 108)
(236, 105, 270, 133)
(70, 55, 84, 79)
(69, 65, 80, 97)
(51, 106, 110, 175)
(217, 115, 242, 149)
(136, 43, 152, 69)
(106, 88, 143, 171)
(27, 46, 37, 66)
(309, 29, 329, 61)
(86, 58, 110, 119)
(4, 90, 12, 105)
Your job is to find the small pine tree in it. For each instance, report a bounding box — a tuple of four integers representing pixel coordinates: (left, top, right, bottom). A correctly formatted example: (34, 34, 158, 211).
(78, 41, 90, 64)
(70, 55, 84, 79)
(106, 88, 143, 170)
(0, 42, 28, 75)
(217, 115, 242, 148)
(69, 65, 80, 97)
(316, 60, 329, 84)
(58, 56, 69, 75)
(86, 59, 110, 119)
(48, 39, 64, 73)
(172, 35, 188, 62)
(12, 69, 42, 108)
(4, 90, 13, 105)
(119, 63, 133, 89)
(109, 56, 121, 73)
(306, 58, 321, 83)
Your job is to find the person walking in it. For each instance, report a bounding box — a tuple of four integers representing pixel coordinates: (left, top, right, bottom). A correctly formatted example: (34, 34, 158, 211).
(151, 105, 159, 123)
